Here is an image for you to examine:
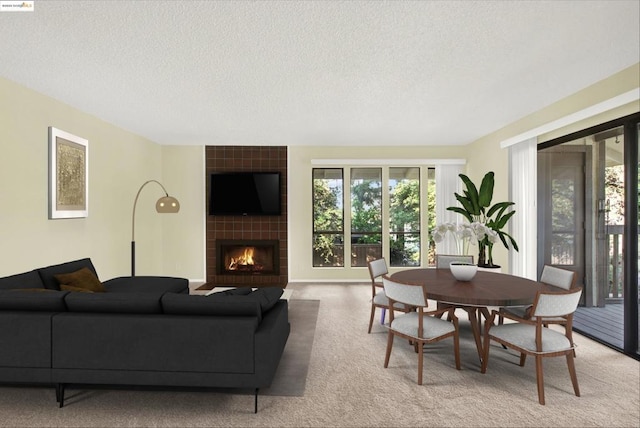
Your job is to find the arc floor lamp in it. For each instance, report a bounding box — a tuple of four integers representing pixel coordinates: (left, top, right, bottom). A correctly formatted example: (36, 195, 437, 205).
(131, 180, 180, 276)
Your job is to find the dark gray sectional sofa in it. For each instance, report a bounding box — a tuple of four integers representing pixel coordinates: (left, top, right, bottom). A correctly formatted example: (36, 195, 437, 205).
(0, 258, 290, 412)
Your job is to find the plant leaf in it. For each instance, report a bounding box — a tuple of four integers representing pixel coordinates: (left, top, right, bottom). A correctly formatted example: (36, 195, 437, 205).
(478, 172, 494, 208)
(459, 174, 480, 212)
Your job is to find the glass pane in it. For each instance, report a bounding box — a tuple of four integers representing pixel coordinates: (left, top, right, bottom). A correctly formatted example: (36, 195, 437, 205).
(426, 168, 436, 266)
(605, 136, 625, 300)
(552, 178, 576, 231)
(389, 167, 420, 267)
(313, 168, 344, 267)
(390, 233, 420, 267)
(351, 234, 382, 266)
(313, 234, 344, 267)
(351, 168, 382, 267)
(551, 233, 574, 265)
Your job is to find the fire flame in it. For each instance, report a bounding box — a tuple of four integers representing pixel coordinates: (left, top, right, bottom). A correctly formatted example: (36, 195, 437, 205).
(228, 247, 255, 270)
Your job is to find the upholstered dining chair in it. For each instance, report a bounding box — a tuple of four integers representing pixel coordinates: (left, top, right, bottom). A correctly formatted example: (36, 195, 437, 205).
(367, 257, 389, 333)
(382, 275, 461, 385)
(498, 265, 578, 354)
(367, 258, 411, 333)
(482, 287, 583, 405)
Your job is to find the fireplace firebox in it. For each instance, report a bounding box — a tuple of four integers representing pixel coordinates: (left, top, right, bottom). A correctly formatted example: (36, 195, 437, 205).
(216, 239, 279, 275)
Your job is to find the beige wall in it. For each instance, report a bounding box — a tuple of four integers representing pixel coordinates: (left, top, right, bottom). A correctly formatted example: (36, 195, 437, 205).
(0, 77, 203, 280)
(2, 62, 637, 283)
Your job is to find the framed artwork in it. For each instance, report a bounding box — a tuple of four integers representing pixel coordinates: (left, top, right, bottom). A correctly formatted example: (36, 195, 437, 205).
(48, 127, 88, 219)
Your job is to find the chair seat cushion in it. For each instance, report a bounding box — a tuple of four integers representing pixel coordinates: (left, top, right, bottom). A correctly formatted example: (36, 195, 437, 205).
(373, 291, 408, 310)
(390, 312, 456, 340)
(490, 323, 572, 353)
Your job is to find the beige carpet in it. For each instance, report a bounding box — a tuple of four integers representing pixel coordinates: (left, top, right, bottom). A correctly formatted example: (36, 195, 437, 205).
(0, 283, 638, 428)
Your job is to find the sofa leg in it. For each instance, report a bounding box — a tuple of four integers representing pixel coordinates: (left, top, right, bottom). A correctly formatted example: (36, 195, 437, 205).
(56, 384, 65, 408)
(254, 388, 259, 413)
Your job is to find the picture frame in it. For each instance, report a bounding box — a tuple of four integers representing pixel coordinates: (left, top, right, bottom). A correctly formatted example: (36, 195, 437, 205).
(48, 127, 88, 219)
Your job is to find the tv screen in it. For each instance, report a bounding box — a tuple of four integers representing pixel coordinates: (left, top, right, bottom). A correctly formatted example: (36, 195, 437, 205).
(209, 172, 281, 216)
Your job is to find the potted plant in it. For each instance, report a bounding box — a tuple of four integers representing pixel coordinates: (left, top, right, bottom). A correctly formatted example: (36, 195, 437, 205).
(446, 172, 518, 267)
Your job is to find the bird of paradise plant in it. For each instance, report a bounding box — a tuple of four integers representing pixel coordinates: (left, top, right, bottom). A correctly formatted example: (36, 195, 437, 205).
(446, 172, 518, 267)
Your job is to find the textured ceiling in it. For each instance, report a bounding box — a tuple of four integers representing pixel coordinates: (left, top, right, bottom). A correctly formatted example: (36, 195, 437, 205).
(1, 1, 638, 146)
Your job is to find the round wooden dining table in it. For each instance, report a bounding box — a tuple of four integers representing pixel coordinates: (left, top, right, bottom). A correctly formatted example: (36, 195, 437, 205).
(390, 268, 561, 363)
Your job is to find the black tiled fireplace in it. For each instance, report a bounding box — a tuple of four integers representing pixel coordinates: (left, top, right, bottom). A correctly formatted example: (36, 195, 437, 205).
(216, 239, 280, 275)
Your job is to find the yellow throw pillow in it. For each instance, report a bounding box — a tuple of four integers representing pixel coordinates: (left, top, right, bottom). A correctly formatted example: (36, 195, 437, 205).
(54, 267, 105, 293)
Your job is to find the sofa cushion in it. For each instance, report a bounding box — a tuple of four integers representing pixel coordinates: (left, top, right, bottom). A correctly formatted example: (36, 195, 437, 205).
(103, 276, 189, 294)
(64, 292, 163, 314)
(0, 290, 69, 311)
(0, 270, 45, 290)
(206, 287, 253, 297)
(60, 284, 95, 293)
(54, 267, 105, 293)
(37, 258, 98, 290)
(161, 293, 262, 319)
(246, 287, 284, 313)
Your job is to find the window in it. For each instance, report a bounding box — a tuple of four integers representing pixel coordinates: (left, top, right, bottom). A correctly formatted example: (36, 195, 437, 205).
(312, 165, 438, 269)
(312, 168, 344, 267)
(350, 168, 382, 267)
(389, 167, 420, 267)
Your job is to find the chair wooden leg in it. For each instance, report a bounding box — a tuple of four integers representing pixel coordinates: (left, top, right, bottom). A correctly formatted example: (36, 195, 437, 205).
(417, 341, 424, 385)
(519, 353, 527, 366)
(384, 332, 394, 368)
(566, 354, 581, 397)
(368, 305, 376, 333)
(535, 355, 545, 405)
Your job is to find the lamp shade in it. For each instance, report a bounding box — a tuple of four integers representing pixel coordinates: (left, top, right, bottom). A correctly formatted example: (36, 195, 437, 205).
(156, 196, 180, 213)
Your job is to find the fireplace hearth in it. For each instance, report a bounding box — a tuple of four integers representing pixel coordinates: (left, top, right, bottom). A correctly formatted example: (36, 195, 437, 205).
(216, 239, 279, 275)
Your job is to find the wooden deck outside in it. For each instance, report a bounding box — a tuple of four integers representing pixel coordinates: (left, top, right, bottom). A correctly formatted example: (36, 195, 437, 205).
(574, 303, 624, 350)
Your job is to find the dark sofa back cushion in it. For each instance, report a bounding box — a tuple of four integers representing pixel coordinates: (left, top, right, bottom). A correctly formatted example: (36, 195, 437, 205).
(161, 293, 262, 320)
(0, 290, 69, 311)
(65, 292, 162, 314)
(244, 287, 284, 313)
(0, 270, 44, 290)
(38, 258, 98, 290)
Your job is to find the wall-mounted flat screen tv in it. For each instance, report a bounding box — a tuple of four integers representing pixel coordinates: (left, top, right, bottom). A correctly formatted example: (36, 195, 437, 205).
(209, 172, 281, 216)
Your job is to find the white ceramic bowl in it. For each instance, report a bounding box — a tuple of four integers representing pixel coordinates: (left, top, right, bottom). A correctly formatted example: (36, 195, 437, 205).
(450, 262, 478, 281)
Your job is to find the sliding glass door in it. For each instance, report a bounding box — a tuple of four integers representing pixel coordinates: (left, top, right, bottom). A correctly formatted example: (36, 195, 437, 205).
(538, 113, 639, 360)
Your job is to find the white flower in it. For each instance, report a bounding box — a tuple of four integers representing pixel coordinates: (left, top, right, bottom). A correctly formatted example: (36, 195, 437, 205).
(433, 221, 497, 254)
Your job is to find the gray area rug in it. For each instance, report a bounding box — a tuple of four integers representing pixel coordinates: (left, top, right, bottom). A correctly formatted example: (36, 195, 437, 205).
(262, 299, 319, 396)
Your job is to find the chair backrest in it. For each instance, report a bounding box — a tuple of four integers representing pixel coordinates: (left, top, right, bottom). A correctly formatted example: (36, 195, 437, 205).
(368, 258, 388, 282)
(540, 265, 577, 290)
(531, 288, 583, 318)
(382, 275, 427, 307)
(435, 254, 474, 269)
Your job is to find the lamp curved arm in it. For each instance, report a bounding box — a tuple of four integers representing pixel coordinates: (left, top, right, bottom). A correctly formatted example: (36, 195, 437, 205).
(132, 180, 171, 241)
(131, 180, 180, 276)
